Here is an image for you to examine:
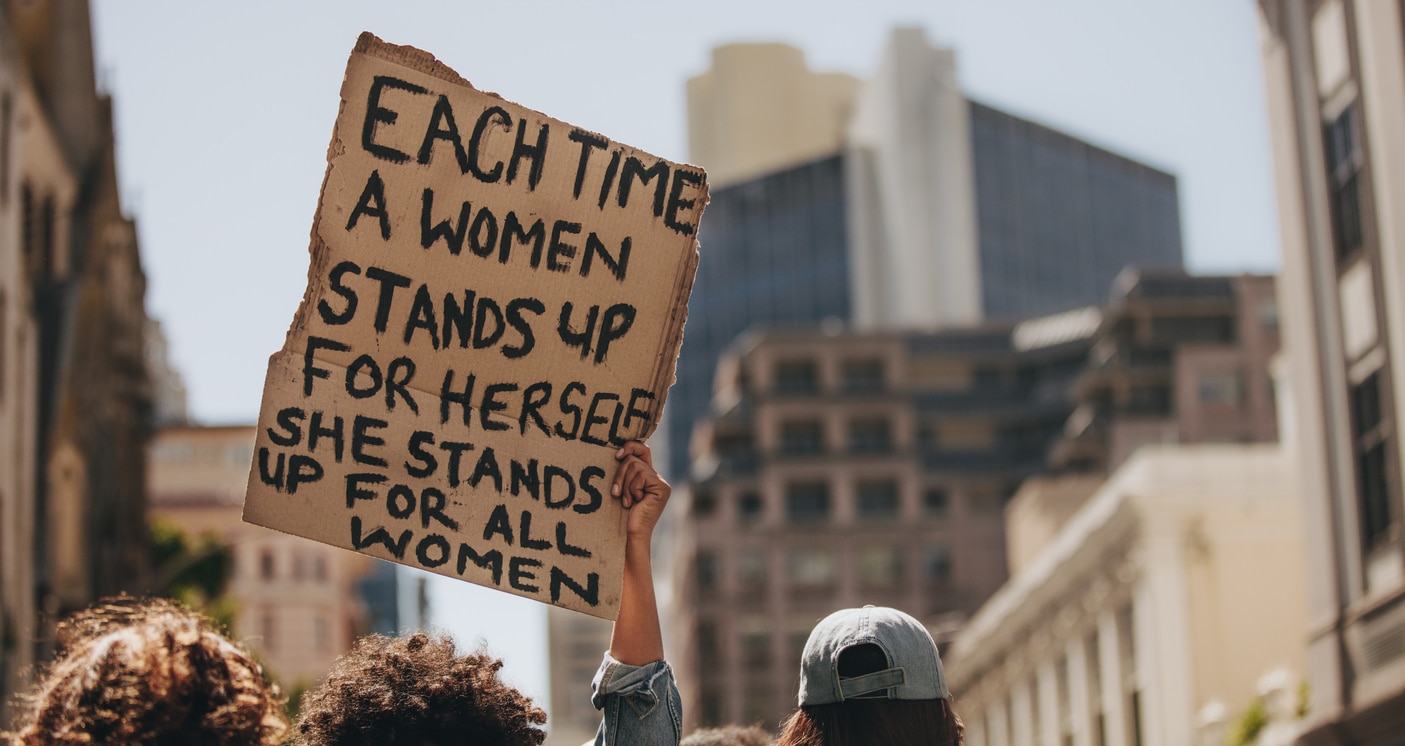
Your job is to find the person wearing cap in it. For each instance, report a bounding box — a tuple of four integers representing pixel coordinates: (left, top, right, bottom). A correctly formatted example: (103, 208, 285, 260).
(777, 605, 964, 745)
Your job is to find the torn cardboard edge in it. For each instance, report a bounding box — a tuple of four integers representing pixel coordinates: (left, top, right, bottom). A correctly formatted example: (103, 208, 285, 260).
(250, 30, 706, 618)
(285, 32, 707, 442)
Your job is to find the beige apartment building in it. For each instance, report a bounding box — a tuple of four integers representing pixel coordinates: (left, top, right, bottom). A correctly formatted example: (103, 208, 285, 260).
(674, 319, 1096, 730)
(149, 424, 377, 687)
(947, 445, 1307, 746)
(687, 43, 858, 189)
(669, 268, 1284, 732)
(1259, 1, 1405, 743)
(1048, 271, 1281, 474)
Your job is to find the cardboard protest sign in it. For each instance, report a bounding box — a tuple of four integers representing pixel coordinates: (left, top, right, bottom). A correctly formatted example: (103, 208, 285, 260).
(243, 33, 706, 619)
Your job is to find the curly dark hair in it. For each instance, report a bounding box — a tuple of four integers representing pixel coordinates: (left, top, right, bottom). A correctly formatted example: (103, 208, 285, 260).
(293, 632, 547, 746)
(6, 596, 287, 745)
(682, 724, 775, 746)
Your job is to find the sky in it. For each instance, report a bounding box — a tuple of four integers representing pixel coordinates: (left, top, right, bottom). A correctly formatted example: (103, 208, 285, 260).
(89, 0, 1279, 724)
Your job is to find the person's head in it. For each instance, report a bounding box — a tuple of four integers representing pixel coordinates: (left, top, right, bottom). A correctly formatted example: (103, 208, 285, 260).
(7, 596, 287, 746)
(681, 723, 774, 746)
(777, 606, 963, 746)
(293, 631, 546, 746)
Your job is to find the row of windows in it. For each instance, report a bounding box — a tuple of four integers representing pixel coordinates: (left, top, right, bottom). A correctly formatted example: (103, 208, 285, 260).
(770, 415, 1084, 457)
(693, 483, 951, 524)
(258, 548, 330, 583)
(1319, 83, 1403, 566)
(694, 544, 952, 592)
(256, 610, 334, 654)
(772, 358, 886, 395)
(151, 440, 256, 468)
(778, 417, 894, 455)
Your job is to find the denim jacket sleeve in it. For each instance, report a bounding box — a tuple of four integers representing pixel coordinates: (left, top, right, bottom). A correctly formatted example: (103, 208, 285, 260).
(588, 652, 682, 746)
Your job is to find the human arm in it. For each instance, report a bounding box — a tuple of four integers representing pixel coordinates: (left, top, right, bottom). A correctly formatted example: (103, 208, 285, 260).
(588, 440, 681, 746)
(608, 440, 667, 665)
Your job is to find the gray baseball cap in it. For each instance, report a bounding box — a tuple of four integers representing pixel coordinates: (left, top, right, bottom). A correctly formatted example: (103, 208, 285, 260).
(797, 605, 950, 706)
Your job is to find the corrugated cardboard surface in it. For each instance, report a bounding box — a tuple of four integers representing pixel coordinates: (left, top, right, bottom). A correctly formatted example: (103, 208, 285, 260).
(243, 33, 707, 619)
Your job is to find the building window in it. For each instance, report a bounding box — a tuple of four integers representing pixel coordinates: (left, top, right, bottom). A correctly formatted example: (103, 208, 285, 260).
(314, 615, 331, 652)
(1126, 385, 1171, 415)
(20, 183, 35, 274)
(0, 293, 6, 404)
(1352, 372, 1397, 551)
(841, 358, 885, 393)
(1198, 370, 1243, 405)
(737, 550, 766, 591)
(696, 619, 719, 659)
(259, 549, 275, 581)
(738, 491, 763, 525)
(923, 546, 952, 583)
(692, 488, 717, 518)
(856, 479, 900, 520)
(0, 91, 10, 205)
(787, 548, 836, 587)
(314, 555, 329, 582)
(292, 551, 307, 581)
(917, 420, 938, 449)
(786, 481, 831, 523)
(858, 546, 902, 586)
(695, 551, 719, 592)
(1131, 688, 1145, 746)
(1324, 102, 1366, 261)
(779, 419, 824, 455)
(39, 195, 55, 280)
(848, 417, 893, 453)
(774, 359, 818, 394)
(260, 612, 276, 652)
(741, 630, 770, 668)
(924, 489, 949, 518)
(1148, 315, 1235, 344)
(1258, 296, 1279, 330)
(699, 686, 724, 727)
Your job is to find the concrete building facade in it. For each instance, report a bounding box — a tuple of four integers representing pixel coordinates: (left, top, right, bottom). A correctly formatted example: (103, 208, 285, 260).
(670, 268, 1286, 732)
(947, 445, 1307, 746)
(673, 317, 1096, 730)
(1258, 1, 1405, 742)
(148, 425, 379, 688)
(687, 43, 858, 189)
(1049, 270, 1281, 474)
(0, 0, 154, 706)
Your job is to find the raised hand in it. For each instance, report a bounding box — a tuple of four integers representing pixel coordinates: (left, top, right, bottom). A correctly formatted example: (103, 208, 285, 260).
(611, 440, 670, 542)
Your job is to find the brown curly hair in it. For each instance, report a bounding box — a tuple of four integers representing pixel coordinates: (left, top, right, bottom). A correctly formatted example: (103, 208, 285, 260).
(293, 632, 546, 746)
(6, 596, 287, 745)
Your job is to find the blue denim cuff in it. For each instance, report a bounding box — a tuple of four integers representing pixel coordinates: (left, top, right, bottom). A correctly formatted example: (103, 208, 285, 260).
(590, 653, 672, 716)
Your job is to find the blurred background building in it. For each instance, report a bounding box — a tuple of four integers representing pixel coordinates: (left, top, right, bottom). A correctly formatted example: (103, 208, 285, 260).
(1046, 272, 1280, 475)
(546, 606, 613, 745)
(948, 445, 1306, 746)
(146, 423, 411, 689)
(672, 316, 1090, 728)
(545, 22, 1302, 738)
(670, 268, 1282, 731)
(668, 28, 1184, 480)
(0, 0, 153, 709)
(1260, 1, 1405, 743)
